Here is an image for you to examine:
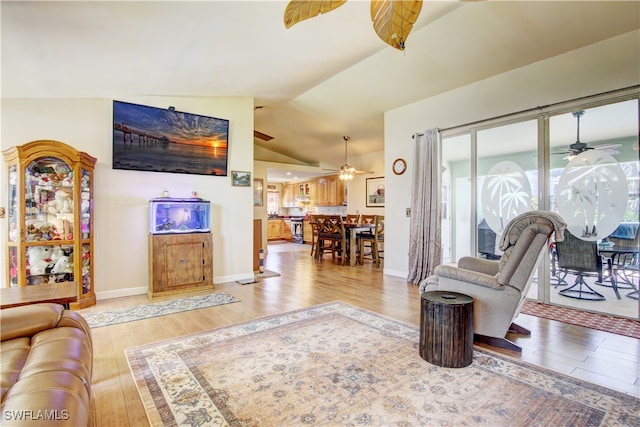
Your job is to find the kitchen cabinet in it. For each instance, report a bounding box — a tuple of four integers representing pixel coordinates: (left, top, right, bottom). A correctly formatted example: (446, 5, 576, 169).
(268, 219, 284, 240)
(297, 181, 316, 205)
(282, 184, 297, 207)
(315, 176, 345, 206)
(148, 232, 213, 298)
(303, 220, 313, 244)
(281, 174, 343, 207)
(3, 140, 97, 309)
(282, 219, 292, 240)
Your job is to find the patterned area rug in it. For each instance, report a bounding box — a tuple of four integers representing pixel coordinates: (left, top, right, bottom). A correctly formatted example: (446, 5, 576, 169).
(82, 292, 240, 328)
(126, 302, 639, 426)
(521, 300, 640, 339)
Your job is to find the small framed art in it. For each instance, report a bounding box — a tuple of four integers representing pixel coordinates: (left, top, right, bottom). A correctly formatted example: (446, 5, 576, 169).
(231, 171, 251, 187)
(366, 177, 385, 207)
(253, 178, 264, 206)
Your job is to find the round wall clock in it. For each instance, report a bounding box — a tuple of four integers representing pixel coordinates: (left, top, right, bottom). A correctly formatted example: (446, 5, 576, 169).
(392, 158, 407, 175)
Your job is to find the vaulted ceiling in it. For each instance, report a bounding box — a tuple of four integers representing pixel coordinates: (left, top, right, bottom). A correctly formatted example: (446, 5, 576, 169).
(3, 1, 639, 173)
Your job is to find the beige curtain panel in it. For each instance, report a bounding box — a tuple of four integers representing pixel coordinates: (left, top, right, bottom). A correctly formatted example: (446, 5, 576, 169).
(407, 128, 441, 285)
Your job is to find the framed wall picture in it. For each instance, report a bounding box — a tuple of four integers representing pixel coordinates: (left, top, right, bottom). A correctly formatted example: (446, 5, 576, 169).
(231, 171, 251, 187)
(253, 178, 264, 206)
(366, 177, 385, 207)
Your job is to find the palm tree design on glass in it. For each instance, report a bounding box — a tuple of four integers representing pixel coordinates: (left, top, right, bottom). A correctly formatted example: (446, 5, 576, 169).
(556, 150, 628, 241)
(620, 162, 640, 221)
(481, 161, 532, 234)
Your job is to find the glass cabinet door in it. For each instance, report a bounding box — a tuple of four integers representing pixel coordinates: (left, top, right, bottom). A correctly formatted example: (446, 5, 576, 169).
(7, 165, 19, 286)
(25, 156, 74, 241)
(8, 165, 18, 242)
(24, 156, 75, 286)
(80, 167, 93, 296)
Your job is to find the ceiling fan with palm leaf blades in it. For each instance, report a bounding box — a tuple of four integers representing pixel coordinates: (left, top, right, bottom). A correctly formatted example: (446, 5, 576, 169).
(323, 136, 374, 180)
(284, 0, 424, 51)
(554, 110, 621, 160)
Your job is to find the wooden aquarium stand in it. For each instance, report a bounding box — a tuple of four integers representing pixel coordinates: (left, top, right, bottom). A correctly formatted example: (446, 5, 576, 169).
(148, 232, 213, 299)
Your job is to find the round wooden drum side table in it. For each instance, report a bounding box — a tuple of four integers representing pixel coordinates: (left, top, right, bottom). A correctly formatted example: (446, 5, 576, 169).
(419, 291, 474, 368)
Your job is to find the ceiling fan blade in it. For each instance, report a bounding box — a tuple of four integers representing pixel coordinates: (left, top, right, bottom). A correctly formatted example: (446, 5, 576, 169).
(371, 0, 423, 50)
(254, 130, 274, 141)
(593, 143, 623, 151)
(284, 0, 347, 29)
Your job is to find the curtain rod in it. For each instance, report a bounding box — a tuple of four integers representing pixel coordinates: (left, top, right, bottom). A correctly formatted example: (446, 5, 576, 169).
(411, 85, 639, 139)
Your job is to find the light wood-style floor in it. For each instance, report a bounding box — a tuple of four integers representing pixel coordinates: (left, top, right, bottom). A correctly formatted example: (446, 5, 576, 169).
(77, 242, 640, 426)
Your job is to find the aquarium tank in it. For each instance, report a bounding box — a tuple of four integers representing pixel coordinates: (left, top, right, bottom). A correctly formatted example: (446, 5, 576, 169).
(149, 198, 211, 234)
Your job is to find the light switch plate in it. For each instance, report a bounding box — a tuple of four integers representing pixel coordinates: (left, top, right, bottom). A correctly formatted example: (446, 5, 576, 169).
(406, 208, 411, 217)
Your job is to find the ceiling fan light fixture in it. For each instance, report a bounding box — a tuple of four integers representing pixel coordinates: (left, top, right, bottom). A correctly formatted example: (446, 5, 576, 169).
(554, 109, 622, 160)
(339, 136, 355, 181)
(339, 163, 355, 181)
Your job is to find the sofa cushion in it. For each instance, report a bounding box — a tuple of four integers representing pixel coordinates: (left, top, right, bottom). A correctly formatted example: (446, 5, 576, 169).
(0, 338, 30, 402)
(0, 303, 93, 426)
(2, 371, 89, 426)
(21, 327, 92, 392)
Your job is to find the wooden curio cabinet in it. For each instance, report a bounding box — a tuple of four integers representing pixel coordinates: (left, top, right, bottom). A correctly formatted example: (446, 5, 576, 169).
(3, 140, 97, 309)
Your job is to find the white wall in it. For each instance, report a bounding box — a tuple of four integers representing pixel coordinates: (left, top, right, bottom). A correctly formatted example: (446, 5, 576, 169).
(344, 150, 385, 216)
(383, 30, 640, 279)
(1, 96, 255, 299)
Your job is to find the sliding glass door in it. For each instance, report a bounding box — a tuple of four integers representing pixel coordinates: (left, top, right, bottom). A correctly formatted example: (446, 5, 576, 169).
(440, 96, 639, 320)
(477, 120, 539, 259)
(548, 100, 639, 318)
(441, 134, 472, 265)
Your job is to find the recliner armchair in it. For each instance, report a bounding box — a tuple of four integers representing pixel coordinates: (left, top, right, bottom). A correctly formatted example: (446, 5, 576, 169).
(419, 210, 566, 352)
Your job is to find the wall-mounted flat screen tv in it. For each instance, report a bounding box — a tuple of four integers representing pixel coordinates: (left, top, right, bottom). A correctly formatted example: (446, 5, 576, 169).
(112, 100, 229, 176)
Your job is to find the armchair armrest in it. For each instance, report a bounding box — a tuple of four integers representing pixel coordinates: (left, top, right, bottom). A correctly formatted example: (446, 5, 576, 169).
(457, 256, 500, 276)
(434, 264, 504, 291)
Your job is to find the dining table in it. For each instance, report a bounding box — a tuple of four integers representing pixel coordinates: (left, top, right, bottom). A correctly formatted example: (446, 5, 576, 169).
(597, 244, 639, 299)
(344, 223, 375, 267)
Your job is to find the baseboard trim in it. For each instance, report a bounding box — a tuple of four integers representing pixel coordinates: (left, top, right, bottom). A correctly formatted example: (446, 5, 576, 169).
(95, 273, 254, 301)
(96, 286, 147, 301)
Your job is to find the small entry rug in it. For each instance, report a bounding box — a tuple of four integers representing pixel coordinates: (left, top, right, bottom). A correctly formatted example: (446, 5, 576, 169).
(521, 300, 640, 340)
(82, 292, 240, 328)
(256, 269, 280, 278)
(126, 301, 638, 426)
(237, 270, 282, 284)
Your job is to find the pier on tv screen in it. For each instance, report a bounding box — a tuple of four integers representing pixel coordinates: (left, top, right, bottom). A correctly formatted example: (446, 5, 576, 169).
(112, 100, 229, 176)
